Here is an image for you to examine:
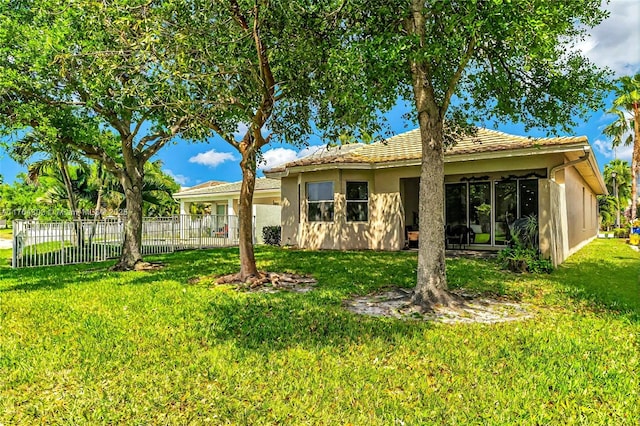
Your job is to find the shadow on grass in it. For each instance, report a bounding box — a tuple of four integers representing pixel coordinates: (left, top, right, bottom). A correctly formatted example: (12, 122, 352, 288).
(0, 247, 243, 293)
(196, 289, 433, 354)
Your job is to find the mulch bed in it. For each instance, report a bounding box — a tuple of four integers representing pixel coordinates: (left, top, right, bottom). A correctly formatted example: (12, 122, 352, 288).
(193, 271, 317, 293)
(344, 287, 534, 324)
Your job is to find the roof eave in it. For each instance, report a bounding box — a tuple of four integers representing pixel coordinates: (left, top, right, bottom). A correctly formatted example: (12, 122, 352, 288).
(173, 188, 281, 202)
(268, 142, 592, 176)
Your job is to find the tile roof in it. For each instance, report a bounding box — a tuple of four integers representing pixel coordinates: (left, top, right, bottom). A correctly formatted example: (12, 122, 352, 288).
(174, 177, 281, 198)
(178, 180, 227, 193)
(266, 128, 588, 172)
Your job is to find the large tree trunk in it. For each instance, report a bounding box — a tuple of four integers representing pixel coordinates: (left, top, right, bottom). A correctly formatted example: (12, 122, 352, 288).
(238, 148, 259, 280)
(405, 0, 458, 310)
(113, 165, 144, 271)
(411, 113, 458, 309)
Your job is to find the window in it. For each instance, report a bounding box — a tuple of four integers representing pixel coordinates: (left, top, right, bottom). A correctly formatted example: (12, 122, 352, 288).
(582, 187, 586, 229)
(307, 182, 334, 222)
(519, 179, 538, 218)
(346, 182, 369, 222)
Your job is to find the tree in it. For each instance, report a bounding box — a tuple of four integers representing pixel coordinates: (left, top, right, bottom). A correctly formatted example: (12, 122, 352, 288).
(337, 0, 610, 309)
(0, 173, 49, 221)
(0, 1, 190, 270)
(9, 126, 90, 224)
(88, 160, 180, 217)
(603, 74, 640, 219)
(598, 195, 617, 231)
(160, 1, 381, 280)
(603, 159, 632, 226)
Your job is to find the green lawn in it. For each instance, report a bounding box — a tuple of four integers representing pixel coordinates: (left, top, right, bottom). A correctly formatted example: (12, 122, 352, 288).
(0, 240, 638, 424)
(0, 228, 12, 240)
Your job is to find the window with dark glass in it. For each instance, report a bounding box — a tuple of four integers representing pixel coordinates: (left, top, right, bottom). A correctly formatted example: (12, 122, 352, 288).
(519, 179, 538, 218)
(494, 180, 518, 245)
(445, 183, 467, 227)
(307, 182, 334, 222)
(346, 182, 369, 222)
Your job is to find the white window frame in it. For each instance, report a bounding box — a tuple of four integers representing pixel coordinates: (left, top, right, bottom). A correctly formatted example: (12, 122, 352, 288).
(307, 181, 334, 222)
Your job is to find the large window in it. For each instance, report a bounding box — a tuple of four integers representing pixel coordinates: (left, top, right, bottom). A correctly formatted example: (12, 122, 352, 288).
(346, 182, 369, 222)
(307, 182, 334, 222)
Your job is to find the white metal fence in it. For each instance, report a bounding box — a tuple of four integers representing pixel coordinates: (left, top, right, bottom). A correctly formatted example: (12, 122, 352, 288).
(12, 214, 243, 268)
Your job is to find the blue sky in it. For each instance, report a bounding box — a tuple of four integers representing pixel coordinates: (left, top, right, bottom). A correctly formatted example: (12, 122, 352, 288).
(1, 0, 638, 187)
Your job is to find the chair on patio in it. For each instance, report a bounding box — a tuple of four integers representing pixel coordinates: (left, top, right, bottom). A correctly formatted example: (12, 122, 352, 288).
(445, 224, 474, 250)
(405, 225, 419, 249)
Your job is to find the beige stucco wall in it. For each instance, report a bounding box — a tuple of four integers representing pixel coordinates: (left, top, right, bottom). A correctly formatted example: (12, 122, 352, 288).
(280, 176, 299, 246)
(254, 204, 281, 244)
(280, 169, 405, 250)
(564, 165, 598, 257)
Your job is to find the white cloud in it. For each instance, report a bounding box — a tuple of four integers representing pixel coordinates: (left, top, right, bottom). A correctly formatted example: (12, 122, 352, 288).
(593, 138, 633, 162)
(189, 149, 236, 168)
(233, 123, 249, 140)
(164, 168, 189, 186)
(578, 0, 640, 76)
(258, 145, 324, 171)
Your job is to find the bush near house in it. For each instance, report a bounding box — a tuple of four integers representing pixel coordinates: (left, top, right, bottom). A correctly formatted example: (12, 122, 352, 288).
(0, 240, 638, 424)
(614, 227, 630, 238)
(262, 225, 281, 246)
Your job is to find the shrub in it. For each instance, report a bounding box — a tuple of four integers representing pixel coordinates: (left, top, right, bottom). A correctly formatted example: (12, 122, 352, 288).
(497, 247, 553, 274)
(613, 227, 629, 238)
(499, 216, 552, 274)
(262, 225, 281, 246)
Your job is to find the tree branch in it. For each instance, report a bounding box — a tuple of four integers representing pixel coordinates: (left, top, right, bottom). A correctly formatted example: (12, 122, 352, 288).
(63, 137, 122, 175)
(140, 116, 189, 162)
(229, 0, 250, 31)
(441, 36, 476, 115)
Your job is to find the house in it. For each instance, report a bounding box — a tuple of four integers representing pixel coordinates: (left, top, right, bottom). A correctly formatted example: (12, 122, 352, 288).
(173, 178, 281, 244)
(264, 128, 606, 266)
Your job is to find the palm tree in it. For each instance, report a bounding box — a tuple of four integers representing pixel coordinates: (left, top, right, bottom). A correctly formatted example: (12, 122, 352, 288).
(10, 130, 89, 222)
(603, 159, 632, 227)
(81, 160, 179, 217)
(598, 195, 617, 230)
(603, 73, 640, 219)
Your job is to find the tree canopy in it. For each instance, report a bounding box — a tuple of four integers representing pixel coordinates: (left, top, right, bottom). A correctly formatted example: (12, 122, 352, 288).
(333, 0, 611, 309)
(0, 0, 194, 269)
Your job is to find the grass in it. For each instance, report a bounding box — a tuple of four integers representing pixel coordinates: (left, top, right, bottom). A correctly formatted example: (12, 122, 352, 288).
(0, 228, 11, 240)
(0, 240, 638, 424)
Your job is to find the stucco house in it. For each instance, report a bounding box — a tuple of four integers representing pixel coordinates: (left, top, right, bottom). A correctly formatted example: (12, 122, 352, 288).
(264, 128, 606, 266)
(173, 178, 281, 244)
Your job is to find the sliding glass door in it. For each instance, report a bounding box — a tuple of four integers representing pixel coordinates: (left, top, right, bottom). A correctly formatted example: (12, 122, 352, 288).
(445, 178, 538, 247)
(494, 181, 517, 245)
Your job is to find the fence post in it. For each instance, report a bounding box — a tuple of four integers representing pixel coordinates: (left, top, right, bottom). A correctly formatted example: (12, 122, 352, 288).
(171, 215, 176, 252)
(60, 222, 65, 266)
(11, 221, 18, 268)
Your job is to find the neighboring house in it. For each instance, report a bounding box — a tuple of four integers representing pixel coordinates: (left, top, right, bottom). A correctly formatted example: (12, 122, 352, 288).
(265, 128, 606, 266)
(173, 178, 281, 244)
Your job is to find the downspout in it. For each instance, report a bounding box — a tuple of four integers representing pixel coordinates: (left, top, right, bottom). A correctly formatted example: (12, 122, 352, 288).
(549, 146, 591, 181)
(548, 146, 591, 266)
